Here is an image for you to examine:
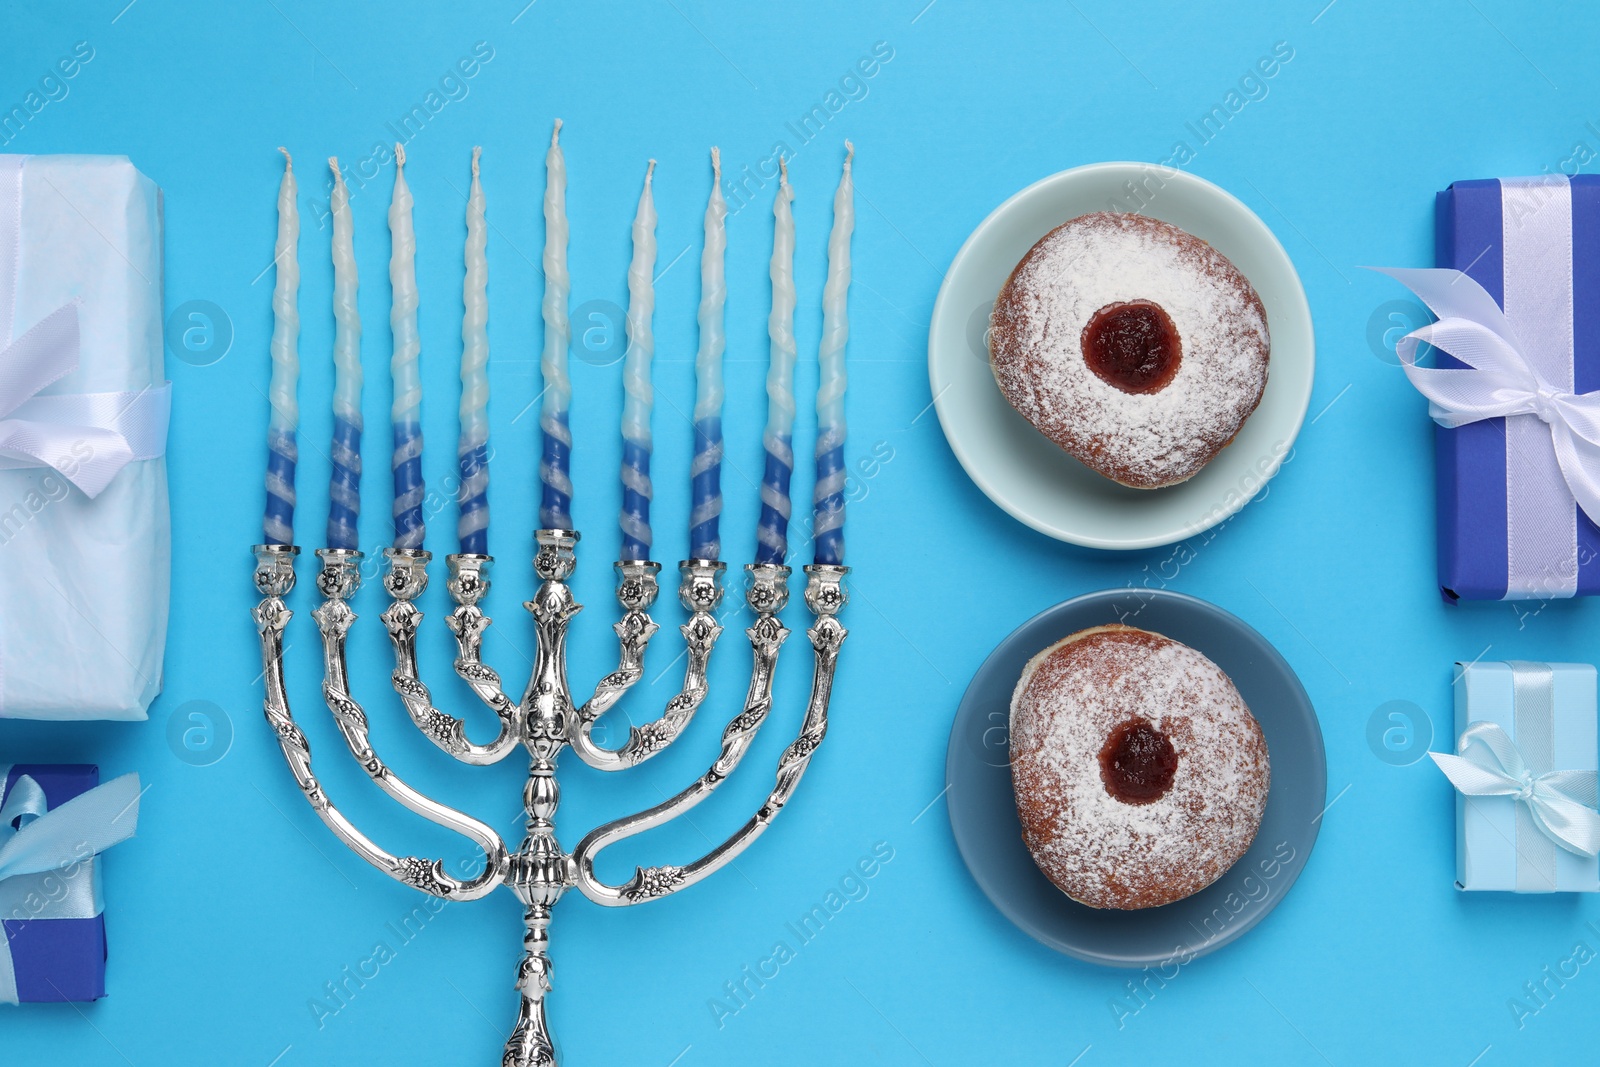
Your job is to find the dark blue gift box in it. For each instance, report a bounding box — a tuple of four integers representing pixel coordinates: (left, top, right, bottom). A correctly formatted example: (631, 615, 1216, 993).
(1434, 176, 1600, 601)
(2, 764, 109, 1003)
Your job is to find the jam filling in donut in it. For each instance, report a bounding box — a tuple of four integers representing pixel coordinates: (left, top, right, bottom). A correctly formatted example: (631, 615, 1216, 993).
(1098, 717, 1179, 804)
(1081, 300, 1181, 394)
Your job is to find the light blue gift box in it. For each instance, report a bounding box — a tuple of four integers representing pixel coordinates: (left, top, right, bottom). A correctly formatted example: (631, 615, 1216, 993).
(0, 154, 170, 720)
(1450, 661, 1599, 892)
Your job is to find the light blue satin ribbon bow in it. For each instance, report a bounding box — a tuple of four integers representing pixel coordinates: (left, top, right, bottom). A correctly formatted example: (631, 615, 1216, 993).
(1430, 721, 1600, 858)
(0, 766, 140, 1004)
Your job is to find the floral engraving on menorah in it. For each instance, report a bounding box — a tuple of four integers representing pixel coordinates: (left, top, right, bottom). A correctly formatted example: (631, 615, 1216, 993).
(250, 533, 848, 1067)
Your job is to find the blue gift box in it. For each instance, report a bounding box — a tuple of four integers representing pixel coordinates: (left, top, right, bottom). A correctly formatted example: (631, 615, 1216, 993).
(1434, 176, 1600, 601)
(1447, 662, 1600, 892)
(1, 765, 110, 1003)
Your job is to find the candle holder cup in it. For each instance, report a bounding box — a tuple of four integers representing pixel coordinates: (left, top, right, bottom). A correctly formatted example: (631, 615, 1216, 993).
(251, 527, 847, 1066)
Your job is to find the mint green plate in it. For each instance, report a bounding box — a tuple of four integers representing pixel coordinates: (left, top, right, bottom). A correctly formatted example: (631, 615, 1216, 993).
(928, 163, 1315, 550)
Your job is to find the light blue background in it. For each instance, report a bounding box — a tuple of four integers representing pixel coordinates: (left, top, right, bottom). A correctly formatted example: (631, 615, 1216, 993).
(3, 1, 1600, 1064)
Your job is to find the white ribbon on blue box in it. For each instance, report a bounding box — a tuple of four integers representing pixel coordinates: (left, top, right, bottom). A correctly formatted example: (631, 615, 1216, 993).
(1381, 176, 1600, 601)
(0, 155, 170, 720)
(1438, 661, 1600, 892)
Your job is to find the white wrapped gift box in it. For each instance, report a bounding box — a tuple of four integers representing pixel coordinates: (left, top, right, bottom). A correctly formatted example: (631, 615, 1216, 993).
(0, 155, 169, 720)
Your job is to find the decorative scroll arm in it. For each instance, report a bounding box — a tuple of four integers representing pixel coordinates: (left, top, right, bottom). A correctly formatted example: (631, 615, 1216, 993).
(568, 559, 725, 771)
(377, 548, 522, 765)
(562, 559, 661, 763)
(253, 544, 508, 901)
(573, 563, 845, 907)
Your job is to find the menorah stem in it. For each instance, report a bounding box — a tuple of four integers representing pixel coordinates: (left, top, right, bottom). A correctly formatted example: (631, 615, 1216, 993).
(499, 530, 583, 1066)
(504, 765, 564, 1067)
(504, 756, 566, 1067)
(524, 531, 581, 760)
(505, 902, 557, 1067)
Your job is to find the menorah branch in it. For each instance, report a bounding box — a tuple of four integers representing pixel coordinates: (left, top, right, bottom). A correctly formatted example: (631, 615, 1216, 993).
(442, 553, 527, 755)
(380, 548, 523, 765)
(572, 562, 847, 907)
(252, 545, 509, 901)
(569, 559, 727, 770)
(563, 559, 660, 761)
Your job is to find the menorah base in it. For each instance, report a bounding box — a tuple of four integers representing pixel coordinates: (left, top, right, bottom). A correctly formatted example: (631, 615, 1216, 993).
(252, 532, 848, 1065)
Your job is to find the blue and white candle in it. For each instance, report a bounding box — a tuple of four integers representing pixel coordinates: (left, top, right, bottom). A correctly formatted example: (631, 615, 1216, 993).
(264, 148, 300, 547)
(619, 159, 657, 562)
(755, 159, 795, 566)
(389, 143, 426, 551)
(813, 144, 853, 567)
(538, 119, 574, 531)
(690, 147, 726, 562)
(327, 156, 363, 552)
(457, 147, 490, 557)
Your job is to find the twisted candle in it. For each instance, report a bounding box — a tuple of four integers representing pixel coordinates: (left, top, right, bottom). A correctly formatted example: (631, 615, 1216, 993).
(539, 119, 573, 531)
(264, 148, 300, 547)
(813, 143, 853, 567)
(458, 146, 490, 557)
(619, 159, 657, 562)
(327, 157, 363, 552)
(755, 159, 796, 566)
(690, 147, 726, 562)
(389, 143, 426, 551)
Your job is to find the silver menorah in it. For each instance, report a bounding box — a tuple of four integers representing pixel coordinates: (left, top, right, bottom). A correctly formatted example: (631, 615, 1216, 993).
(250, 528, 848, 1066)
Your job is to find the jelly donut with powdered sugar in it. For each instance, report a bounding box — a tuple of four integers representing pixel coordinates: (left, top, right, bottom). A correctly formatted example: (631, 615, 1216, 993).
(988, 212, 1270, 489)
(1008, 624, 1270, 910)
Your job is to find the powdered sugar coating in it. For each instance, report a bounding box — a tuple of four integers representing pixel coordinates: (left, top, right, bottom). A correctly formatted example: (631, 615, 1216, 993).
(1009, 625, 1269, 910)
(989, 212, 1270, 488)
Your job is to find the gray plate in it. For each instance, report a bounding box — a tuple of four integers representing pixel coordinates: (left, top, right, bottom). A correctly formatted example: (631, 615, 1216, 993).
(946, 588, 1326, 968)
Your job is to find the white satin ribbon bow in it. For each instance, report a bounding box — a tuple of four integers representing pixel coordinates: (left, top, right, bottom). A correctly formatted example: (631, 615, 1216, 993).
(1373, 266, 1600, 526)
(0, 300, 169, 498)
(0, 153, 170, 499)
(1430, 719, 1600, 858)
